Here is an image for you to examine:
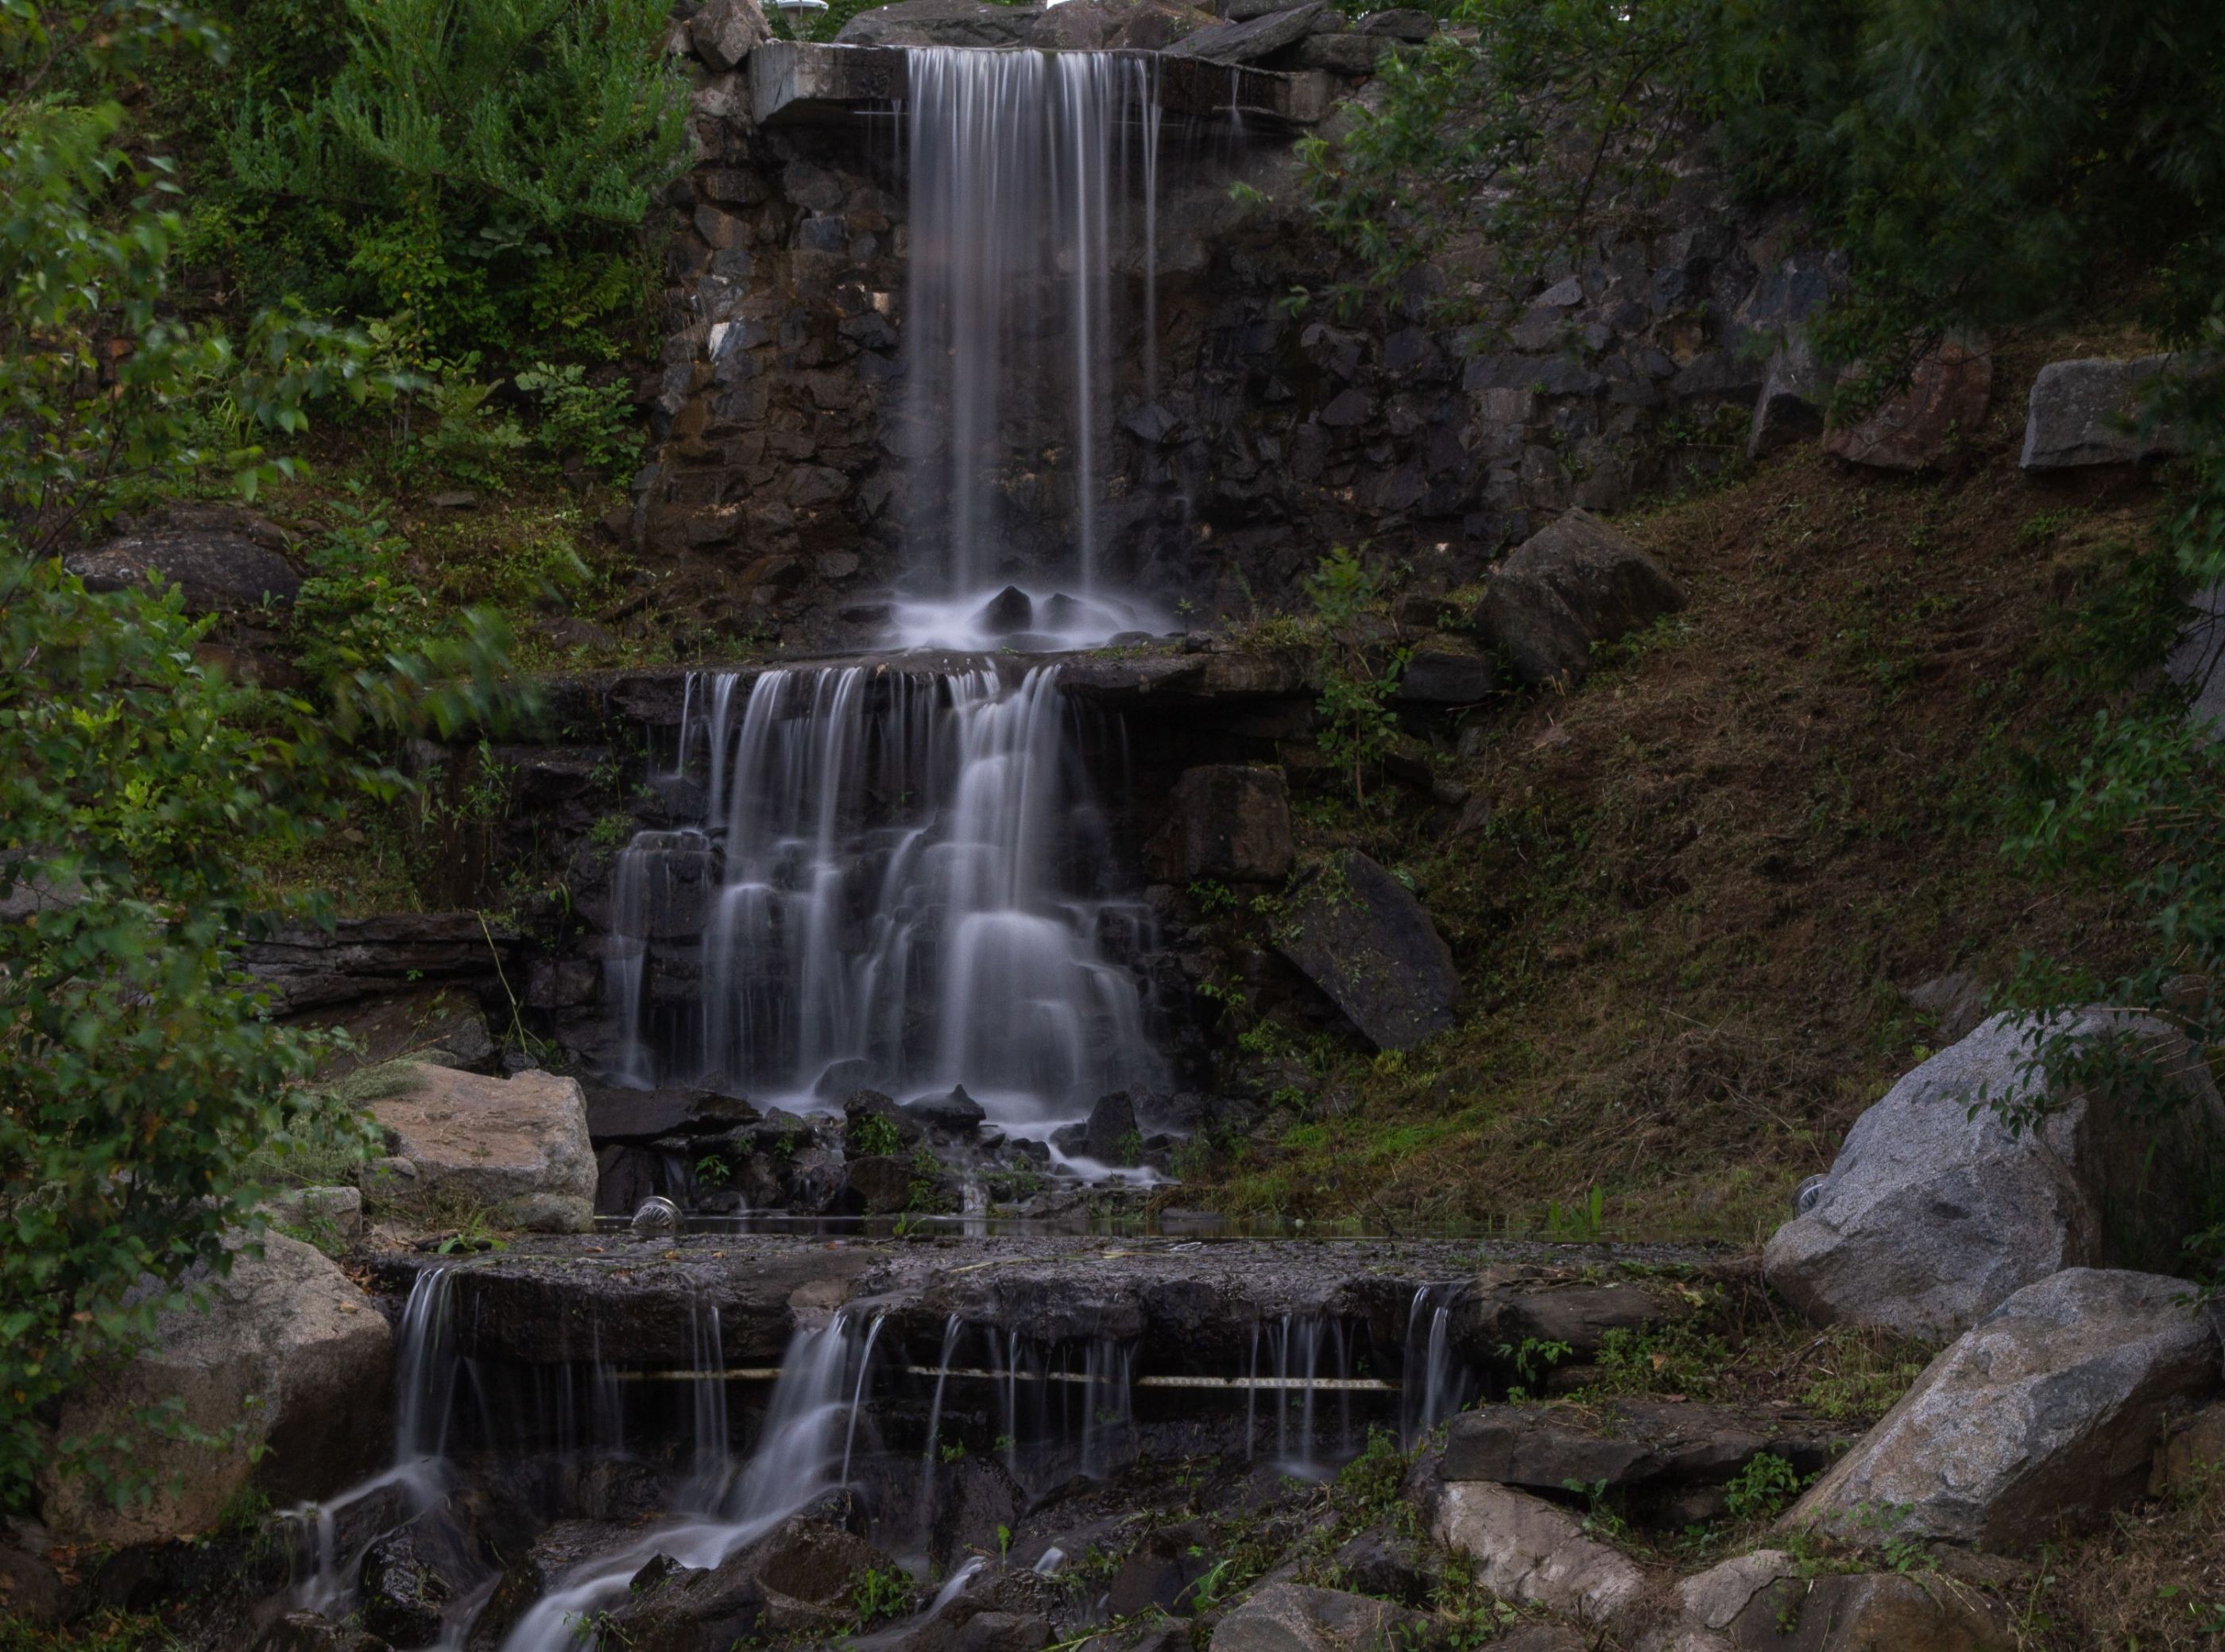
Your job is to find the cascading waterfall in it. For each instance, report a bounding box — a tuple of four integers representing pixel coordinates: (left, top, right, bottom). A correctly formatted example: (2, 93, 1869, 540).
(1399, 1283, 1475, 1447)
(606, 664, 1160, 1142)
(894, 45, 1165, 649)
(500, 1313, 879, 1652)
(993, 1329, 1138, 1490)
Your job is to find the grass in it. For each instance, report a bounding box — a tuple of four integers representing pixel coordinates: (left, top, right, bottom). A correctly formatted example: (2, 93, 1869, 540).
(1182, 334, 2174, 1242)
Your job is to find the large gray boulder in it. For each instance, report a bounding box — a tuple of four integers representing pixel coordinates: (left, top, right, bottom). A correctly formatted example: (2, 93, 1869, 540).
(1212, 1583, 1422, 1652)
(1763, 1010, 2225, 1337)
(2020, 354, 2185, 469)
(369, 1066, 599, 1232)
(1425, 1480, 1647, 1630)
(1271, 850, 1457, 1050)
(1679, 1549, 2018, 1650)
(689, 0, 770, 69)
(836, 0, 1041, 46)
(1785, 1268, 2219, 1551)
(1476, 509, 1685, 686)
(65, 511, 301, 614)
(37, 1233, 392, 1547)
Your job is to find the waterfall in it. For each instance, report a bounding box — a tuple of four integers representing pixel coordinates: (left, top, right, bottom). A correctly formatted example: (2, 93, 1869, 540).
(682, 1296, 731, 1511)
(894, 46, 1165, 650)
(918, 1313, 964, 1551)
(1244, 1312, 1353, 1479)
(608, 665, 1159, 1144)
(499, 1313, 877, 1651)
(992, 1329, 1137, 1489)
(1399, 1284, 1475, 1447)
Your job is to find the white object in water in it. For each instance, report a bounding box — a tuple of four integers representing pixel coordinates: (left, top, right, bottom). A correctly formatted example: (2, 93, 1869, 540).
(632, 1194, 682, 1239)
(1032, 1546, 1066, 1577)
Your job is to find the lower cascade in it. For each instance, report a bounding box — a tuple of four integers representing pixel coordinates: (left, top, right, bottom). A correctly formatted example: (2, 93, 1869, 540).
(606, 664, 1163, 1143)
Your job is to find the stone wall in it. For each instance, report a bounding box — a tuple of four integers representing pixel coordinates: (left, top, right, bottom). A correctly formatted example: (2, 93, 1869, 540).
(629, 0, 1834, 644)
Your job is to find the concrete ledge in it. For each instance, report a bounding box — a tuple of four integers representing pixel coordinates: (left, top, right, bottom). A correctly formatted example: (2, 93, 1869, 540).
(747, 40, 1329, 127)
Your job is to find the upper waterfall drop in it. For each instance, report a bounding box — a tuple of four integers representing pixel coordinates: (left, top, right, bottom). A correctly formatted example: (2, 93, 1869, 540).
(892, 44, 1166, 651)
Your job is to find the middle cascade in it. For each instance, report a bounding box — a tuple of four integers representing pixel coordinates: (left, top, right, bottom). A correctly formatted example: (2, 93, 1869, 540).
(608, 664, 1162, 1139)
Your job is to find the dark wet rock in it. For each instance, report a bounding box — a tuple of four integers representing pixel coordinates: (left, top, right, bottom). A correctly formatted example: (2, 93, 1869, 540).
(842, 1154, 919, 1215)
(360, 1510, 478, 1646)
(0, 1539, 74, 1627)
(1027, 0, 1214, 49)
(470, 1519, 640, 1650)
(1824, 339, 1992, 471)
(1289, 33, 1391, 74)
(594, 1143, 664, 1216)
(1105, 1522, 1212, 1615)
(1163, 0, 1324, 62)
(927, 1455, 1025, 1571)
(1326, 1527, 1432, 1608)
(1271, 850, 1457, 1050)
(585, 1085, 756, 1143)
(1786, 1268, 2221, 1552)
(907, 1085, 988, 1135)
(1394, 649, 1493, 705)
(1357, 7, 1433, 38)
(307, 986, 496, 1078)
(1079, 1091, 1141, 1165)
(1747, 335, 1829, 459)
(1149, 764, 1294, 883)
(1764, 1011, 2225, 1337)
(66, 511, 301, 613)
(254, 1614, 393, 1652)
(2020, 354, 2186, 470)
(1442, 1399, 1847, 1524)
(1212, 1582, 1425, 1652)
(1475, 509, 1685, 687)
(973, 585, 1035, 635)
(598, 1546, 766, 1652)
(754, 1516, 900, 1635)
(837, 0, 1042, 45)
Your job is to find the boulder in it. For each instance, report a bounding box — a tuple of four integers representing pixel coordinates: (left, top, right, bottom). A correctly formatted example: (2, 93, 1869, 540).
(1395, 649, 1494, 706)
(37, 1234, 392, 1547)
(2020, 354, 2185, 470)
(841, 1154, 917, 1215)
(1079, 1091, 1140, 1166)
(1290, 33, 1391, 74)
(1027, 0, 1213, 48)
(64, 510, 301, 613)
(1476, 509, 1685, 686)
(584, 1084, 757, 1143)
(837, 0, 1041, 47)
(1785, 1268, 2221, 1551)
(1163, 0, 1324, 62)
(1108, 1522, 1212, 1615)
(1679, 1550, 2018, 1650)
(1822, 341, 1992, 471)
(1746, 336, 1829, 459)
(359, 1508, 481, 1646)
(1426, 1480, 1646, 1629)
(974, 585, 1035, 636)
(1212, 1583, 1422, 1652)
(1151, 764, 1294, 884)
(1271, 850, 1458, 1050)
(691, 0, 769, 69)
(368, 1066, 599, 1232)
(1763, 1010, 2225, 1337)
(1357, 8, 1434, 39)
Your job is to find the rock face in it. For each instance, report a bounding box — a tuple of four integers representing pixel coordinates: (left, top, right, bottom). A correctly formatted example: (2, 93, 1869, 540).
(37, 1234, 391, 1547)
(1763, 1010, 2225, 1337)
(1680, 1550, 2018, 1650)
(1163, 0, 1325, 60)
(1150, 764, 1295, 882)
(836, 0, 1040, 45)
(1395, 648, 1494, 705)
(2021, 354, 2184, 469)
(1823, 340, 1993, 471)
(1426, 1480, 1646, 1629)
(1786, 1268, 2221, 1551)
(369, 1066, 599, 1232)
(690, 0, 770, 69)
(1441, 1399, 1845, 1524)
(64, 509, 301, 613)
(1273, 850, 1458, 1050)
(1476, 509, 1685, 686)
(1212, 1583, 1421, 1652)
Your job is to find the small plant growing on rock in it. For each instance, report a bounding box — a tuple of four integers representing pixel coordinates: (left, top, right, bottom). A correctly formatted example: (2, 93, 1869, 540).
(1724, 1451, 1806, 1521)
(850, 1114, 903, 1159)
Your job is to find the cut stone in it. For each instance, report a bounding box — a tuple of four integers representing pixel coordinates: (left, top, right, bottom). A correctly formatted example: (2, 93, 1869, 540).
(1476, 509, 1685, 686)
(1272, 849, 1457, 1050)
(369, 1066, 599, 1232)
(1163, 1, 1325, 63)
(2021, 354, 2186, 470)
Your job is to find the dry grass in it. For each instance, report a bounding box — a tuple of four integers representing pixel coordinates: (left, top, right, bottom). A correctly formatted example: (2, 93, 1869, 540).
(1198, 332, 2177, 1239)
(2033, 1468, 2225, 1648)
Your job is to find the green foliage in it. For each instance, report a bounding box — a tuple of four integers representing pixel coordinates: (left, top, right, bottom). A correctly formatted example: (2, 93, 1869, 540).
(0, 5, 524, 1515)
(515, 362, 642, 482)
(1496, 1336, 1571, 1397)
(1292, 0, 1711, 319)
(1724, 1450, 1805, 1520)
(226, 0, 688, 353)
(850, 1564, 915, 1627)
(1305, 547, 1407, 803)
(850, 1112, 904, 1159)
